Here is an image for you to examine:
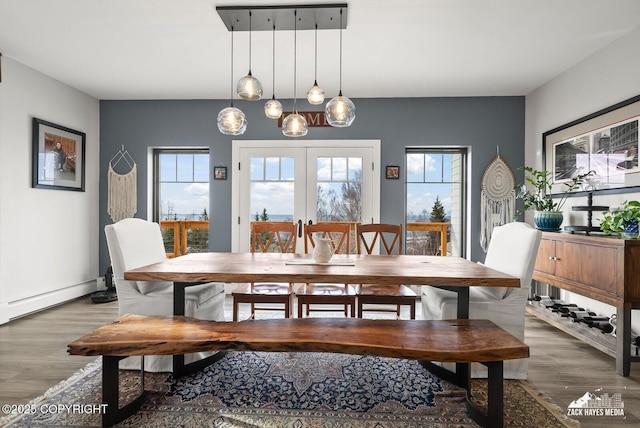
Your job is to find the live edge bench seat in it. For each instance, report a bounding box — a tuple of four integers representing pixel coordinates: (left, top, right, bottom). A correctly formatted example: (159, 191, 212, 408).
(68, 314, 529, 428)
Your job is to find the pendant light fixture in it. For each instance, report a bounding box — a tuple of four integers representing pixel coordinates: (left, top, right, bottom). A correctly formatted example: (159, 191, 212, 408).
(282, 9, 308, 137)
(325, 8, 355, 127)
(218, 27, 247, 135)
(306, 24, 325, 105)
(237, 11, 263, 100)
(264, 25, 283, 119)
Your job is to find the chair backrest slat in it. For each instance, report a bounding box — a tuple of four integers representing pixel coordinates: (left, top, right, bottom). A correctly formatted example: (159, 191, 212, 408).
(356, 223, 403, 255)
(251, 221, 297, 254)
(304, 222, 351, 255)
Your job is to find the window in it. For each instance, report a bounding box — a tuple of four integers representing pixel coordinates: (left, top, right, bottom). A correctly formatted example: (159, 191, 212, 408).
(316, 156, 363, 223)
(405, 148, 467, 257)
(153, 149, 210, 255)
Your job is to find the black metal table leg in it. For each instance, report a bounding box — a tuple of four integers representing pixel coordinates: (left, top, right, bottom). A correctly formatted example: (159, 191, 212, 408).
(172, 281, 227, 377)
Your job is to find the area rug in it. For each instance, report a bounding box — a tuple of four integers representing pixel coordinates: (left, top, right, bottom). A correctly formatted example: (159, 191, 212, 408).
(2, 352, 577, 427)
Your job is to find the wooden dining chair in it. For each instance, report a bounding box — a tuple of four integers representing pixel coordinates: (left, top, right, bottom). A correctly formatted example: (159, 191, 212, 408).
(295, 222, 356, 317)
(355, 223, 417, 319)
(232, 221, 297, 321)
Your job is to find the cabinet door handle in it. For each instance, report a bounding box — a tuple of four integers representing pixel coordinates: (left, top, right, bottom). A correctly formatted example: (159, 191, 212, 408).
(548, 256, 559, 261)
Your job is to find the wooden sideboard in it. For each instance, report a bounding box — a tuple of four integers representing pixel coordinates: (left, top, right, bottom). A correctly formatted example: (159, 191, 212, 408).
(531, 232, 640, 376)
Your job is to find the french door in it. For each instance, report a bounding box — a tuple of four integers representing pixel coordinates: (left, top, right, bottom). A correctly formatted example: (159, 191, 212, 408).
(231, 140, 380, 253)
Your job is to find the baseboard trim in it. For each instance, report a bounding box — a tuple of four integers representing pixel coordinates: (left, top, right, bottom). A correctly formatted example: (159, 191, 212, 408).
(0, 280, 99, 325)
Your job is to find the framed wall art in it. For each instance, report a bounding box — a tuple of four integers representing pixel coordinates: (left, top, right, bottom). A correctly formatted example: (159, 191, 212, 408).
(386, 165, 399, 179)
(32, 118, 86, 191)
(543, 94, 640, 196)
(214, 166, 227, 180)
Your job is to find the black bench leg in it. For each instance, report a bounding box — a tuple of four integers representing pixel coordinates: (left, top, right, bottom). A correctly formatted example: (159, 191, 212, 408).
(486, 361, 504, 427)
(102, 356, 146, 428)
(418, 359, 504, 427)
(465, 361, 504, 428)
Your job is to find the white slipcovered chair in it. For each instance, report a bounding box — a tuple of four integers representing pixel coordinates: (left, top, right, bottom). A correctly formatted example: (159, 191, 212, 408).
(421, 222, 541, 379)
(105, 218, 225, 372)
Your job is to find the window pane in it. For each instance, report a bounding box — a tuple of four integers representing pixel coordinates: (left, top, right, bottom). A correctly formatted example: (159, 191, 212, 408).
(424, 154, 442, 182)
(316, 181, 362, 223)
(442, 154, 453, 182)
(348, 157, 362, 181)
(265, 157, 280, 181)
(193, 154, 209, 181)
(160, 182, 209, 220)
(177, 154, 193, 181)
(251, 157, 264, 181)
(406, 153, 424, 182)
(317, 157, 331, 181)
(332, 157, 347, 181)
(281, 157, 295, 181)
(160, 154, 176, 181)
(250, 182, 294, 221)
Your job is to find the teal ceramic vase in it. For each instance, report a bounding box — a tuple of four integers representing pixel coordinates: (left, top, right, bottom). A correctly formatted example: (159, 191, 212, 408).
(623, 218, 639, 239)
(534, 211, 563, 231)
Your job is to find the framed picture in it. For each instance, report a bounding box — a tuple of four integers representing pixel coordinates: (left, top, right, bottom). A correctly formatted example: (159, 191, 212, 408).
(32, 118, 86, 191)
(543, 94, 640, 196)
(386, 165, 399, 179)
(214, 166, 227, 180)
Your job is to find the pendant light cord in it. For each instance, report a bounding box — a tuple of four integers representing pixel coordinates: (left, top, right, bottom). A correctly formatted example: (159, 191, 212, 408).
(230, 26, 235, 106)
(314, 24, 318, 84)
(338, 8, 343, 96)
(293, 9, 298, 112)
(248, 11, 253, 74)
(272, 25, 276, 98)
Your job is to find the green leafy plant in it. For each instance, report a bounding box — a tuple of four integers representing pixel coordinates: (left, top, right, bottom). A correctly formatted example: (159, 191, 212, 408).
(599, 200, 640, 236)
(515, 167, 594, 211)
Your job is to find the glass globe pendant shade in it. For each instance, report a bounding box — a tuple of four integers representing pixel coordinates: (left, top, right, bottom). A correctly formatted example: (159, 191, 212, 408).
(325, 93, 356, 127)
(237, 72, 263, 100)
(217, 106, 247, 135)
(282, 112, 308, 137)
(306, 81, 325, 105)
(264, 96, 283, 119)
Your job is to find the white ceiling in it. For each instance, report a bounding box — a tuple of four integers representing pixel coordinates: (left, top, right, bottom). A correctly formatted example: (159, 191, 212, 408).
(2, 0, 640, 100)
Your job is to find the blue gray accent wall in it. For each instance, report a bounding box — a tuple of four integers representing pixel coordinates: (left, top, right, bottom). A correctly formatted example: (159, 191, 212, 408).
(100, 96, 525, 272)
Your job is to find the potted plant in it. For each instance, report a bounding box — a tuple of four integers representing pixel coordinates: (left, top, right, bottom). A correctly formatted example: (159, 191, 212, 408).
(515, 166, 594, 231)
(599, 200, 640, 239)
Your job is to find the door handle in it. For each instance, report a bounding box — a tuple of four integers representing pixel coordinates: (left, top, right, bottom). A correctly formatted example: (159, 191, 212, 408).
(298, 219, 303, 237)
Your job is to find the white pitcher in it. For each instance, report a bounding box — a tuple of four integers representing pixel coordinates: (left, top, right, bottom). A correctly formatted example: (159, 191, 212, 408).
(312, 237, 334, 263)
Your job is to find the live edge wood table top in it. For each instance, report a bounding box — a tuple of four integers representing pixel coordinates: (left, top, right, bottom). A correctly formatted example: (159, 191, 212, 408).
(124, 252, 520, 288)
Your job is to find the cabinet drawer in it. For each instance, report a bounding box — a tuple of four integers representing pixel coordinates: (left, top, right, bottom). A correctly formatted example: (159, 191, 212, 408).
(555, 241, 618, 295)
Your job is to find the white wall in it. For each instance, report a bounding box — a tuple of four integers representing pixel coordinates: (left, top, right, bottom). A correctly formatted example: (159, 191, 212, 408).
(525, 27, 640, 331)
(0, 56, 100, 324)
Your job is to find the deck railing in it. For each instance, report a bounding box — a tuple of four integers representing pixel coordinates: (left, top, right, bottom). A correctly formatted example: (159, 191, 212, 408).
(159, 220, 449, 257)
(405, 222, 450, 256)
(160, 220, 209, 258)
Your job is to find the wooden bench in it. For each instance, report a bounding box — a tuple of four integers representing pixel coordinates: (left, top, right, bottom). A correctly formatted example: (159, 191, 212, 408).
(68, 315, 529, 428)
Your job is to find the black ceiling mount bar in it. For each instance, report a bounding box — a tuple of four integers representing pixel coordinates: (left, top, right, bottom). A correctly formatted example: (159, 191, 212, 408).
(216, 3, 348, 32)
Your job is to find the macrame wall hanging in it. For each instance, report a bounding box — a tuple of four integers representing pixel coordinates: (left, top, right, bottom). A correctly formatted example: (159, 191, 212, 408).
(480, 148, 516, 252)
(107, 145, 137, 223)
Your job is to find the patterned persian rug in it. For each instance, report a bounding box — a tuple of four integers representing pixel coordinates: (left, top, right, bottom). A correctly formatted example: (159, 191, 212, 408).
(2, 351, 577, 427)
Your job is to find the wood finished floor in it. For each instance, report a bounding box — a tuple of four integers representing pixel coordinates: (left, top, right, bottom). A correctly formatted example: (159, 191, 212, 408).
(0, 295, 638, 427)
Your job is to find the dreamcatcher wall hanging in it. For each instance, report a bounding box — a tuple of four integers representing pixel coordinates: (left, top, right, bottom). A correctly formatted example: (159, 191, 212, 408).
(480, 148, 515, 252)
(107, 145, 137, 222)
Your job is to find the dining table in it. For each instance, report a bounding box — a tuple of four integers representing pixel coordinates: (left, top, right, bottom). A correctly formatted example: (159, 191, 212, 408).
(124, 251, 520, 318)
(124, 251, 520, 377)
